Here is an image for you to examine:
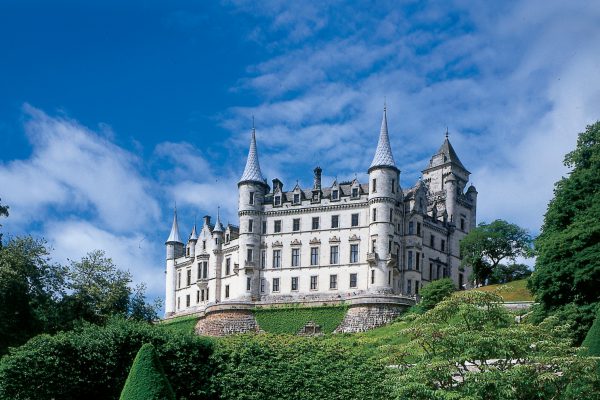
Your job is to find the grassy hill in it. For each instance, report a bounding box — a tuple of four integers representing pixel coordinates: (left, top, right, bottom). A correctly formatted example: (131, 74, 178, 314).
(470, 279, 534, 302)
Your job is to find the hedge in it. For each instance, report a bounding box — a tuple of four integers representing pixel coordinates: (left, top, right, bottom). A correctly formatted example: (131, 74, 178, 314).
(119, 343, 175, 400)
(253, 305, 347, 334)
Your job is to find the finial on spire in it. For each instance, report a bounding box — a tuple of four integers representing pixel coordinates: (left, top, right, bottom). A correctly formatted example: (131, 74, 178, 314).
(445, 127, 449, 139)
(213, 206, 224, 233)
(239, 121, 266, 184)
(369, 105, 397, 170)
(252, 115, 255, 133)
(384, 96, 387, 112)
(166, 207, 182, 244)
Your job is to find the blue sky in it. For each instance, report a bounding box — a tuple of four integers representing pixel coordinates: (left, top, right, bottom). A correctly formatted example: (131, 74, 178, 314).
(1, 0, 599, 300)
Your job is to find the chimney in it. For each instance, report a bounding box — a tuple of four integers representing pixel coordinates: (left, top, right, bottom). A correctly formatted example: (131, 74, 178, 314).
(272, 178, 283, 192)
(313, 166, 322, 190)
(203, 215, 211, 226)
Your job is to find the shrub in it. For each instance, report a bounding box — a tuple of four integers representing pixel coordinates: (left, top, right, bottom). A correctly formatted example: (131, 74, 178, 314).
(0, 318, 214, 400)
(120, 343, 175, 400)
(418, 278, 455, 311)
(582, 306, 600, 356)
(253, 305, 347, 334)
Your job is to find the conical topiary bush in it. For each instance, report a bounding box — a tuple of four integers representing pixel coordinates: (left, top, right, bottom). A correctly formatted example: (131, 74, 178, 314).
(119, 343, 176, 400)
(582, 307, 600, 356)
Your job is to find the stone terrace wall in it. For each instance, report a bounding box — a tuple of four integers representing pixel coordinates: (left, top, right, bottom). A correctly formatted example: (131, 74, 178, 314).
(195, 310, 258, 336)
(334, 304, 405, 333)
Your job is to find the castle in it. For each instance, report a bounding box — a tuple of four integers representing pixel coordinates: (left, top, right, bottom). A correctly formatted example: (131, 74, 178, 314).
(164, 108, 477, 319)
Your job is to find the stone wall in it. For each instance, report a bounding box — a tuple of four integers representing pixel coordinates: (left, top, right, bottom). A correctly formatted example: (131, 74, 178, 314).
(195, 309, 258, 336)
(334, 304, 405, 333)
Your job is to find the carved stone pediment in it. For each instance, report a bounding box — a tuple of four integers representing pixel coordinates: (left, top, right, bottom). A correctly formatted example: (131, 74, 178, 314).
(329, 236, 340, 243)
(291, 238, 302, 246)
(309, 237, 321, 244)
(349, 234, 360, 242)
(272, 240, 283, 247)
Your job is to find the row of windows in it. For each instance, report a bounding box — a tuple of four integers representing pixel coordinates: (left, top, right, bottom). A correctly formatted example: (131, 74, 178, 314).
(371, 178, 396, 194)
(176, 287, 210, 310)
(269, 186, 362, 207)
(248, 214, 361, 234)
(241, 244, 360, 269)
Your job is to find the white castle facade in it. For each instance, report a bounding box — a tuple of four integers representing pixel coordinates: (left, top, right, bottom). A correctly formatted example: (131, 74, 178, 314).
(164, 109, 478, 317)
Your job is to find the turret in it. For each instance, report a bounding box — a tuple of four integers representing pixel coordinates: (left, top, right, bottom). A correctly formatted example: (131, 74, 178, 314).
(187, 222, 198, 259)
(367, 106, 400, 294)
(466, 184, 478, 230)
(237, 126, 268, 300)
(165, 208, 184, 316)
(445, 173, 457, 224)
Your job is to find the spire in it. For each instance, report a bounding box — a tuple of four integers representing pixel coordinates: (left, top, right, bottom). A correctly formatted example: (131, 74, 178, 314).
(239, 124, 266, 184)
(189, 218, 198, 241)
(369, 105, 397, 171)
(166, 208, 182, 244)
(435, 132, 467, 170)
(213, 207, 224, 233)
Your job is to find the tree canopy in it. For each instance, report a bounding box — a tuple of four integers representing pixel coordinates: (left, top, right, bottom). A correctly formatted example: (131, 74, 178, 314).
(460, 219, 534, 285)
(0, 199, 8, 245)
(417, 278, 455, 311)
(529, 121, 600, 311)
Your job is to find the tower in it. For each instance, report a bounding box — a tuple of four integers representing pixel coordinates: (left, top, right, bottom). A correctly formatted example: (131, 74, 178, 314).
(237, 126, 269, 300)
(165, 208, 184, 316)
(367, 106, 400, 293)
(187, 221, 198, 259)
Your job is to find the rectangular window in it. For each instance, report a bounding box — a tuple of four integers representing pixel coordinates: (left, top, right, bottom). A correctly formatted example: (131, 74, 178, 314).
(352, 187, 359, 198)
(247, 248, 253, 262)
(186, 269, 191, 286)
(291, 248, 300, 267)
(408, 251, 413, 270)
(332, 189, 339, 200)
(310, 275, 318, 290)
(225, 285, 230, 298)
(197, 290, 200, 303)
(350, 244, 359, 263)
(203, 240, 206, 250)
(372, 178, 377, 192)
(372, 208, 377, 222)
(249, 192, 255, 205)
(461, 218, 465, 230)
(312, 217, 319, 230)
(292, 218, 300, 231)
(274, 195, 281, 206)
(177, 271, 181, 289)
(310, 247, 319, 266)
(388, 240, 392, 254)
(186, 294, 190, 307)
(416, 252, 420, 271)
(417, 222, 421, 236)
(430, 263, 433, 280)
(329, 274, 337, 289)
(291, 277, 299, 291)
(274, 220, 282, 233)
(388, 270, 392, 285)
(262, 221, 267, 234)
(177, 297, 180, 310)
(407, 279, 412, 294)
(202, 262, 208, 279)
(350, 273, 357, 288)
(408, 221, 414, 235)
(392, 179, 395, 193)
(261, 250, 266, 269)
(351, 213, 359, 227)
(331, 215, 339, 228)
(225, 258, 231, 275)
(206, 287, 209, 300)
(260, 278, 265, 293)
(389, 209, 393, 222)
(372, 239, 376, 253)
(330, 245, 339, 264)
(248, 219, 254, 233)
(272, 278, 280, 292)
(430, 234, 435, 248)
(441, 239, 446, 252)
(415, 280, 420, 295)
(293, 193, 300, 204)
(273, 250, 281, 268)
(246, 277, 251, 291)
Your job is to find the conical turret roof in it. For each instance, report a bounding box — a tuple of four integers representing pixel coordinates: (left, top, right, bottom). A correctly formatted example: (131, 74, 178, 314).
(189, 222, 198, 241)
(166, 209, 182, 244)
(239, 128, 265, 184)
(436, 136, 466, 170)
(213, 208, 224, 233)
(369, 107, 397, 171)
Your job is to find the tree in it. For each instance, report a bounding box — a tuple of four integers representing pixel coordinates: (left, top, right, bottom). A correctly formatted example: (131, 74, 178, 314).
(460, 219, 534, 285)
(489, 263, 532, 284)
(582, 307, 600, 356)
(119, 343, 176, 400)
(0, 199, 8, 246)
(0, 237, 66, 354)
(389, 291, 600, 400)
(529, 122, 600, 312)
(418, 278, 455, 311)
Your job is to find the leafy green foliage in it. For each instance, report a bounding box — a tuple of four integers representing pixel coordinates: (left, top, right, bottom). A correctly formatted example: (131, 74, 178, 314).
(389, 291, 600, 400)
(582, 307, 600, 356)
(253, 305, 347, 334)
(0, 199, 8, 246)
(0, 318, 215, 400)
(460, 219, 534, 285)
(529, 122, 600, 310)
(119, 343, 175, 400)
(211, 334, 389, 400)
(488, 263, 532, 284)
(418, 278, 455, 311)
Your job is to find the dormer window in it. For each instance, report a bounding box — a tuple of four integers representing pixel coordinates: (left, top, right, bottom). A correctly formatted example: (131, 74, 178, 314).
(293, 193, 300, 204)
(274, 195, 281, 206)
(332, 189, 339, 200)
(351, 187, 359, 198)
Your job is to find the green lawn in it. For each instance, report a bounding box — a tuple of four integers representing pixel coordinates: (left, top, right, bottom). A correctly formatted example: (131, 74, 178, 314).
(157, 315, 199, 335)
(470, 279, 534, 302)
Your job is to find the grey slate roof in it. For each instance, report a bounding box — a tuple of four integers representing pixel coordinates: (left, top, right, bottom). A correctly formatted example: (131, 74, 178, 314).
(432, 137, 467, 170)
(189, 223, 198, 241)
(239, 129, 265, 184)
(166, 210, 183, 243)
(370, 108, 397, 170)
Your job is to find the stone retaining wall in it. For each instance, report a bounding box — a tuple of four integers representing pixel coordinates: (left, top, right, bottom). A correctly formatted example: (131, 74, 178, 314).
(195, 309, 258, 336)
(334, 304, 405, 333)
